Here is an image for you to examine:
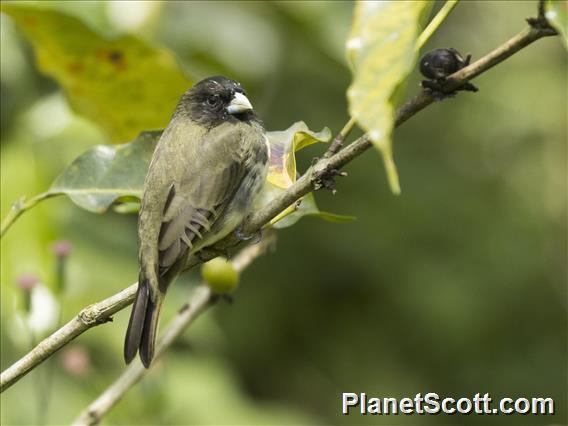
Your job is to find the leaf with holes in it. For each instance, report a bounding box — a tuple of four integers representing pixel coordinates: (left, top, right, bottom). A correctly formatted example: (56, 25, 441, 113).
(1, 4, 191, 142)
(346, 1, 432, 194)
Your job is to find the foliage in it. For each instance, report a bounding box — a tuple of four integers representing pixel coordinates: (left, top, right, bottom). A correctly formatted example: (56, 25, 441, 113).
(1, 4, 191, 142)
(347, 1, 432, 194)
(49, 131, 155, 212)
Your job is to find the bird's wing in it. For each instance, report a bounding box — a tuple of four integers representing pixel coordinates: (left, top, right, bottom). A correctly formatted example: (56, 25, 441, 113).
(157, 161, 245, 270)
(154, 125, 251, 272)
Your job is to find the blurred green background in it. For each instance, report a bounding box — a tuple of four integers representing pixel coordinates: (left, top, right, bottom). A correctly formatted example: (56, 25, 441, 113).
(1, 1, 566, 425)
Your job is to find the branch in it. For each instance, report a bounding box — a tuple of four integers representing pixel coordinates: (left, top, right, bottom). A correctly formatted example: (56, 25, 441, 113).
(0, 283, 138, 392)
(0, 19, 557, 394)
(0, 192, 56, 238)
(324, 117, 356, 158)
(187, 22, 557, 268)
(72, 234, 275, 426)
(537, 0, 546, 20)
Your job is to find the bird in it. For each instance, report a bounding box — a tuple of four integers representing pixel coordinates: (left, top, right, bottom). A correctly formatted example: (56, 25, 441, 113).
(124, 76, 269, 368)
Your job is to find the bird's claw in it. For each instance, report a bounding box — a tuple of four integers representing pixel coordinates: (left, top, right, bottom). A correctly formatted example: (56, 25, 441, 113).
(235, 225, 262, 244)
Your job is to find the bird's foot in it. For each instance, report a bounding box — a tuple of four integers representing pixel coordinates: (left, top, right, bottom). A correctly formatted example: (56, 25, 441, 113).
(235, 224, 262, 244)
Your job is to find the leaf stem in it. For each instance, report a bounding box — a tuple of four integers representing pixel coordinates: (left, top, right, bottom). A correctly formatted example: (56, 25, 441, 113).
(324, 117, 357, 158)
(0, 192, 57, 238)
(417, 0, 460, 49)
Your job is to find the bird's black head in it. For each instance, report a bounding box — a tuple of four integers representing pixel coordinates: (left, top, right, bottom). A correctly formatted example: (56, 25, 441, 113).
(178, 76, 258, 128)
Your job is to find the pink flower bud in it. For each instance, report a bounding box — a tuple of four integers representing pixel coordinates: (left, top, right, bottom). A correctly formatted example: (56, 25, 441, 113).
(52, 240, 72, 258)
(61, 346, 90, 377)
(16, 274, 39, 291)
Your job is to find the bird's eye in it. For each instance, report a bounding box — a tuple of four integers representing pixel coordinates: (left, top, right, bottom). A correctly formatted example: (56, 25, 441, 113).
(207, 95, 220, 107)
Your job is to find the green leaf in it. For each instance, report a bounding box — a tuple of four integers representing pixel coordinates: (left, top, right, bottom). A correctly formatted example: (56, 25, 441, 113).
(271, 193, 356, 229)
(546, 0, 568, 48)
(42, 123, 351, 228)
(267, 121, 331, 188)
(48, 131, 160, 212)
(315, 211, 357, 223)
(346, 1, 432, 194)
(257, 182, 355, 230)
(1, 4, 192, 142)
(263, 122, 353, 228)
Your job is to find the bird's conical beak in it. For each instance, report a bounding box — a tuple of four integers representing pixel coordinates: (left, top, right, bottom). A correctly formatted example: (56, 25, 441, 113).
(227, 92, 253, 114)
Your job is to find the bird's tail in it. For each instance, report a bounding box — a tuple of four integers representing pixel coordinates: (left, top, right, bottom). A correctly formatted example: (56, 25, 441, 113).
(124, 277, 163, 368)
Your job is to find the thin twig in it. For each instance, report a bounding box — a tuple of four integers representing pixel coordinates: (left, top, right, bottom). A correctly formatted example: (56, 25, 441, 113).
(537, 0, 546, 20)
(417, 0, 460, 49)
(0, 192, 56, 238)
(445, 25, 556, 88)
(324, 117, 357, 158)
(72, 233, 275, 426)
(0, 21, 557, 395)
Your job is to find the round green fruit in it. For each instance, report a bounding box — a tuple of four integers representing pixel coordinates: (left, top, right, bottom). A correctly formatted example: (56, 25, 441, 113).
(201, 257, 239, 294)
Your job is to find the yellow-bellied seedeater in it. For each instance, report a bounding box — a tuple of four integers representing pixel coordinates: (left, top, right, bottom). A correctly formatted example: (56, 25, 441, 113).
(124, 76, 268, 368)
